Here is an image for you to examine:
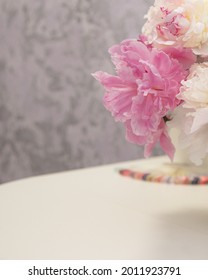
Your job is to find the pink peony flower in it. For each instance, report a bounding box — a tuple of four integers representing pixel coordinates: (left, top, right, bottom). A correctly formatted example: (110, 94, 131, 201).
(92, 39, 189, 159)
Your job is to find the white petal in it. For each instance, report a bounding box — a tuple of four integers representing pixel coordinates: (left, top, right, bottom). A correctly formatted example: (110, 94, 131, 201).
(191, 108, 208, 133)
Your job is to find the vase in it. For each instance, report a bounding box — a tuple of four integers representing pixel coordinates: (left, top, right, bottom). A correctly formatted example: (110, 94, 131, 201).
(150, 127, 208, 184)
(164, 127, 208, 176)
(119, 127, 208, 185)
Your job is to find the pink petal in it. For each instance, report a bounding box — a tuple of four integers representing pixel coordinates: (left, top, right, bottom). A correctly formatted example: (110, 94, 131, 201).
(125, 120, 147, 145)
(163, 47, 196, 70)
(160, 129, 175, 160)
(92, 71, 137, 121)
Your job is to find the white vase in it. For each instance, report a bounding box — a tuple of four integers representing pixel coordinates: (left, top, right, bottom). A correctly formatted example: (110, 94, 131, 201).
(168, 127, 208, 176)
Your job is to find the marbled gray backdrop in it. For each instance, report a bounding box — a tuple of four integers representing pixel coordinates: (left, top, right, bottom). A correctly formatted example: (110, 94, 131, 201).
(0, 0, 160, 183)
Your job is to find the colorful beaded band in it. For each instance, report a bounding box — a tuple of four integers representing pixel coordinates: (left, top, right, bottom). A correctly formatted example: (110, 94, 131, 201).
(119, 169, 208, 185)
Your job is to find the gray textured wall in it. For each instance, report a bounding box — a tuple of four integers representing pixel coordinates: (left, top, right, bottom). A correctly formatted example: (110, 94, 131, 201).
(0, 0, 159, 183)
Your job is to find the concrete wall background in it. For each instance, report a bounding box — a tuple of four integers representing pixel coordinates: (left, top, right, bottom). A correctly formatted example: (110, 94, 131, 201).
(0, 0, 160, 183)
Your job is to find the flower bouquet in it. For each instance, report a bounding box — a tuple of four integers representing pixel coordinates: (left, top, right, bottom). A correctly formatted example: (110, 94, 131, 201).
(93, 0, 208, 184)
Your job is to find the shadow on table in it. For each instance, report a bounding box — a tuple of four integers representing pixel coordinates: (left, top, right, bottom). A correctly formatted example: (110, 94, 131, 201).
(155, 208, 208, 259)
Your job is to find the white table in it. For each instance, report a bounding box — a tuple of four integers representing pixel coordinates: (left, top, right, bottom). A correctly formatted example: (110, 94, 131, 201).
(0, 156, 208, 260)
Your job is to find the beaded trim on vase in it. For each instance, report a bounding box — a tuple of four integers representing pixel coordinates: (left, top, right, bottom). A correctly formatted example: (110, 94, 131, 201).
(119, 169, 208, 185)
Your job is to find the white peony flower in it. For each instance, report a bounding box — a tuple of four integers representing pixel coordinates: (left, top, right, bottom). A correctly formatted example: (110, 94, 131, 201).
(142, 0, 208, 56)
(179, 62, 208, 113)
(169, 63, 208, 165)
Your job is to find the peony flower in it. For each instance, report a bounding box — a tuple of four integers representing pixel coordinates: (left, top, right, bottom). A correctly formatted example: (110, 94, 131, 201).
(93, 39, 188, 159)
(178, 62, 208, 115)
(142, 0, 208, 56)
(171, 63, 208, 165)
